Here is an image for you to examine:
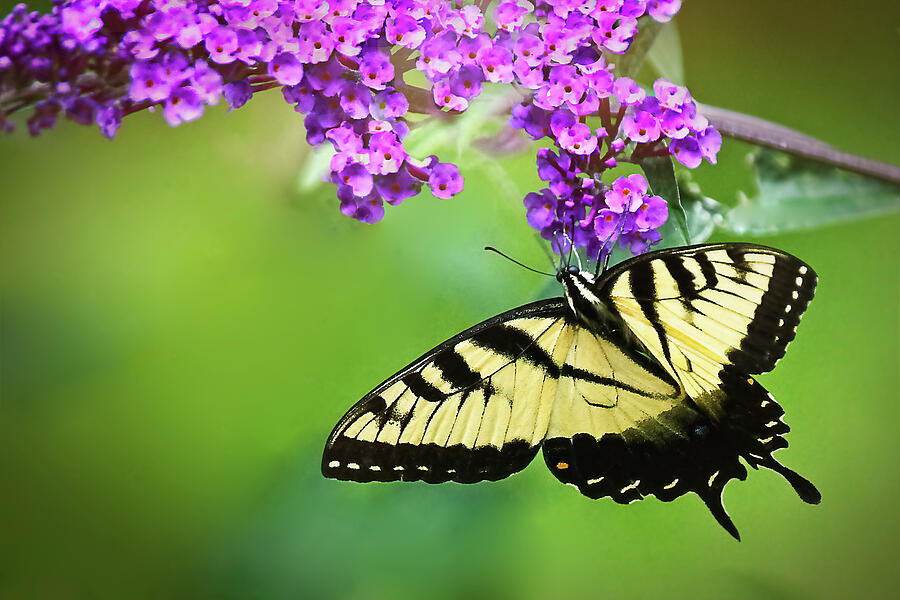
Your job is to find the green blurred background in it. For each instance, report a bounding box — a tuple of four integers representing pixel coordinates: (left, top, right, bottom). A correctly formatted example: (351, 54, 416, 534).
(1, 1, 898, 598)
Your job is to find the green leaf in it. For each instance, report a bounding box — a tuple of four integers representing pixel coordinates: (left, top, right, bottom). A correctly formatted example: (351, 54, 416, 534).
(404, 85, 512, 162)
(645, 20, 684, 84)
(678, 177, 728, 244)
(641, 156, 689, 246)
(611, 18, 665, 79)
(723, 149, 900, 235)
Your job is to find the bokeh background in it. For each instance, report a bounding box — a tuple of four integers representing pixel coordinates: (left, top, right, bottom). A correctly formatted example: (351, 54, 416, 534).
(2, 1, 898, 598)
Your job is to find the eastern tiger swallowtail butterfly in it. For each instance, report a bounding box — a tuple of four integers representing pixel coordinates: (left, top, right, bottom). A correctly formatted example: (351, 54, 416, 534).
(322, 243, 820, 539)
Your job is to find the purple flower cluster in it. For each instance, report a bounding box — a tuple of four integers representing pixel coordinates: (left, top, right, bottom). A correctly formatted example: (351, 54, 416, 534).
(1, 0, 716, 258)
(525, 149, 667, 260)
(0, 0, 467, 222)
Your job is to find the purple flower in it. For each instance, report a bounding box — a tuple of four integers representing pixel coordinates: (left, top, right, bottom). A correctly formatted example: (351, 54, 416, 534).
(654, 78, 690, 110)
(622, 110, 661, 143)
(634, 195, 668, 230)
(0, 0, 698, 250)
(537, 148, 578, 198)
(64, 96, 95, 126)
(606, 174, 648, 212)
(282, 79, 316, 113)
(122, 30, 159, 60)
(613, 77, 646, 106)
(338, 81, 372, 119)
(269, 52, 304, 86)
(59, 1, 103, 42)
(330, 16, 368, 57)
(459, 4, 486, 37)
(621, 0, 649, 18)
(371, 90, 408, 120)
(545, 65, 585, 107)
(339, 186, 385, 224)
(376, 170, 421, 205)
(427, 75, 461, 110)
(337, 162, 375, 197)
(697, 127, 722, 164)
(352, 2, 388, 34)
(524, 189, 558, 229)
(647, 0, 682, 23)
(367, 131, 407, 175)
(557, 123, 598, 155)
(669, 136, 703, 168)
(514, 33, 545, 68)
(416, 31, 460, 78)
(549, 108, 577, 138)
(659, 109, 689, 139)
(568, 90, 601, 117)
(27, 100, 59, 136)
(190, 60, 223, 106)
(234, 29, 263, 64)
(429, 163, 464, 199)
(619, 228, 662, 254)
(297, 21, 334, 64)
(164, 87, 204, 127)
(205, 26, 239, 65)
(495, 1, 532, 33)
(513, 61, 544, 89)
(478, 45, 514, 84)
(594, 209, 628, 244)
(450, 66, 484, 100)
(542, 22, 579, 64)
(359, 49, 394, 91)
(511, 103, 552, 140)
(458, 34, 492, 66)
(306, 59, 345, 97)
(129, 61, 171, 103)
(326, 122, 364, 154)
(593, 14, 638, 54)
(386, 15, 426, 49)
(224, 80, 253, 110)
(294, 1, 329, 23)
(95, 104, 122, 139)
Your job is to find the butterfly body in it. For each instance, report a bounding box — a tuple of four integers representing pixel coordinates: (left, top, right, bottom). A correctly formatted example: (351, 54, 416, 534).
(323, 243, 820, 539)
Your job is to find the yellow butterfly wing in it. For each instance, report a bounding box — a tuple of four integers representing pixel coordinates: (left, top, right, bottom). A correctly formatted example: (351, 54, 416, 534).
(322, 300, 572, 484)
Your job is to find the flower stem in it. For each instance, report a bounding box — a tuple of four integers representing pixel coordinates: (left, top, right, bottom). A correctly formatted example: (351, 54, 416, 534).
(699, 103, 900, 184)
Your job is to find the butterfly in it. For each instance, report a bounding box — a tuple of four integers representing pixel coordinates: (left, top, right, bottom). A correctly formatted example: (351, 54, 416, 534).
(322, 243, 820, 539)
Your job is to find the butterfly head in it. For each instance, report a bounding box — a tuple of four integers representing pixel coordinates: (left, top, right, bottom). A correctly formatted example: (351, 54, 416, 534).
(557, 265, 603, 319)
(555, 264, 580, 283)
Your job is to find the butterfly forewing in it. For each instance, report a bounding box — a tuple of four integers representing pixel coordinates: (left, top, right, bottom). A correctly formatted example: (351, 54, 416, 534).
(602, 244, 817, 388)
(322, 300, 572, 484)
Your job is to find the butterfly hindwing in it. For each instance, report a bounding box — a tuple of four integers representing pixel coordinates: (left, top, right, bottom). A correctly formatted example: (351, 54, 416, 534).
(566, 243, 819, 537)
(322, 299, 573, 484)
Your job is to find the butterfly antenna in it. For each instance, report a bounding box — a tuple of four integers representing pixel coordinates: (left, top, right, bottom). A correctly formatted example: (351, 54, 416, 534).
(564, 214, 577, 269)
(594, 212, 626, 277)
(572, 242, 584, 271)
(484, 246, 555, 277)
